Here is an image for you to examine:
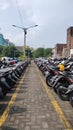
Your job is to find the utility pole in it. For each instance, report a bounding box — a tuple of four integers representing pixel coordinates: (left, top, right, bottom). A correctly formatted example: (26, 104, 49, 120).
(12, 25, 38, 56)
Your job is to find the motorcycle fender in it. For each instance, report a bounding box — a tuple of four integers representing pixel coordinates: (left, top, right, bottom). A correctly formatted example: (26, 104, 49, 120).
(53, 75, 63, 87)
(45, 72, 50, 78)
(50, 75, 58, 83)
(65, 84, 73, 94)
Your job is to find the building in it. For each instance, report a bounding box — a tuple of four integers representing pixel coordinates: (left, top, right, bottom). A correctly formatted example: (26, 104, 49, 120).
(66, 27, 73, 57)
(52, 26, 73, 58)
(62, 48, 70, 58)
(55, 43, 67, 58)
(67, 27, 73, 49)
(52, 47, 56, 58)
(0, 34, 5, 45)
(0, 33, 14, 46)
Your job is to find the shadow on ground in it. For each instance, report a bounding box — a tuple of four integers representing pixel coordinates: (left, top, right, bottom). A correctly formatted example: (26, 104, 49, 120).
(9, 105, 27, 115)
(1, 126, 17, 130)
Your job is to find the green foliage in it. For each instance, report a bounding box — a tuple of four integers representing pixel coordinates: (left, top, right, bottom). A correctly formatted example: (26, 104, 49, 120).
(33, 48, 44, 58)
(33, 47, 52, 58)
(44, 48, 52, 57)
(0, 46, 4, 57)
(25, 47, 33, 58)
(0, 45, 52, 60)
(19, 55, 27, 61)
(0, 45, 22, 58)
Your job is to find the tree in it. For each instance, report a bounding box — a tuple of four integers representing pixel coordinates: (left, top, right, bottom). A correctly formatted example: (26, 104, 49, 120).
(44, 48, 52, 57)
(0, 46, 4, 57)
(2, 46, 22, 58)
(2, 46, 16, 57)
(32, 47, 52, 58)
(25, 46, 33, 58)
(33, 48, 44, 58)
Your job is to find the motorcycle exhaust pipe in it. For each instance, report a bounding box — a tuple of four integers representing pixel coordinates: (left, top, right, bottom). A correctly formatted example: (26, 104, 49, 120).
(0, 87, 4, 98)
(14, 71, 20, 78)
(16, 69, 21, 75)
(7, 74, 16, 84)
(11, 73, 19, 81)
(0, 77, 10, 90)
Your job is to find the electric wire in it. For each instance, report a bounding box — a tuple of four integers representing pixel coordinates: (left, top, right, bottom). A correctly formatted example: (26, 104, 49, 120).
(16, 0, 24, 26)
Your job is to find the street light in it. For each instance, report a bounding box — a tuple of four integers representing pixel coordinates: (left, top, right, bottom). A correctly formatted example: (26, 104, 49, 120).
(12, 24, 38, 55)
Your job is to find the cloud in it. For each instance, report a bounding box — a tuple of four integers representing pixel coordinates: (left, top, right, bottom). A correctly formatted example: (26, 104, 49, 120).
(0, 0, 73, 48)
(10, 33, 23, 46)
(0, 0, 10, 10)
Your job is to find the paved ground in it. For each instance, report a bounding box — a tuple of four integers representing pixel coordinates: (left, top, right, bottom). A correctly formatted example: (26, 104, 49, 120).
(0, 61, 73, 130)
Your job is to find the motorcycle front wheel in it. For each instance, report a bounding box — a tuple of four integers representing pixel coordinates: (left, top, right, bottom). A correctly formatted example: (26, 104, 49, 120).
(46, 74, 53, 87)
(57, 86, 68, 101)
(69, 93, 73, 107)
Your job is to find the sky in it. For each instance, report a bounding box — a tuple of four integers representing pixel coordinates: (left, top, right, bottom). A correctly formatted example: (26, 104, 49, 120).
(0, 0, 73, 49)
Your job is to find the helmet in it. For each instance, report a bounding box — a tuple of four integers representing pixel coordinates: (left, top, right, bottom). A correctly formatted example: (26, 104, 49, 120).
(58, 64, 65, 71)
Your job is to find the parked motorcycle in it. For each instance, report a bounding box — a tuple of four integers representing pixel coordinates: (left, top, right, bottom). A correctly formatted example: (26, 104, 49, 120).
(57, 83, 73, 107)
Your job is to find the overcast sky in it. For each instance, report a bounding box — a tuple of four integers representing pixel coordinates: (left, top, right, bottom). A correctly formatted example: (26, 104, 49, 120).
(0, 0, 73, 48)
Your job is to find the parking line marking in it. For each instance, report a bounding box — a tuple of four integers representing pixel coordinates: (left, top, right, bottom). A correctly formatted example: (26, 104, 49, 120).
(0, 68, 28, 127)
(36, 67, 73, 130)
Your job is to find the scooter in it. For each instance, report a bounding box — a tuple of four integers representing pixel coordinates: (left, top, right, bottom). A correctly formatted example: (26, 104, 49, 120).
(52, 63, 73, 93)
(45, 65, 60, 87)
(53, 71, 73, 101)
(57, 83, 73, 107)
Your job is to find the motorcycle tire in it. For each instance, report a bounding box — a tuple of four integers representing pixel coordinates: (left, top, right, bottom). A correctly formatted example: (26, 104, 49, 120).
(46, 74, 53, 87)
(69, 93, 73, 107)
(53, 83, 63, 94)
(57, 85, 68, 101)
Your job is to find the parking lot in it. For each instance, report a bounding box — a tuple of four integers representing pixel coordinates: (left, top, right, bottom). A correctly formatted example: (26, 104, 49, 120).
(0, 61, 73, 130)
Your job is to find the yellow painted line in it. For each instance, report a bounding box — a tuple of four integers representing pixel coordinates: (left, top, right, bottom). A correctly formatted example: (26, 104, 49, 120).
(36, 66, 73, 130)
(0, 68, 28, 127)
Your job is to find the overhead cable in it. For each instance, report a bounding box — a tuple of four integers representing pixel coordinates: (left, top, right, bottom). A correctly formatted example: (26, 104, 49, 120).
(16, 0, 24, 26)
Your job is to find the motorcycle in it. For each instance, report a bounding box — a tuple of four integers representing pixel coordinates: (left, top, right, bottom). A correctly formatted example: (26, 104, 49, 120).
(45, 65, 60, 87)
(57, 83, 73, 107)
